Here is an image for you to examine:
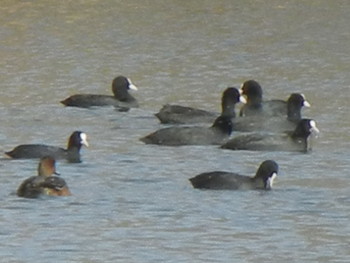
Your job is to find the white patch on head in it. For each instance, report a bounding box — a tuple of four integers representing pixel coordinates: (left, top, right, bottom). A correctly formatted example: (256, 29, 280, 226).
(80, 133, 89, 147)
(127, 78, 138, 91)
(239, 95, 247, 104)
(266, 172, 277, 189)
(309, 120, 320, 134)
(299, 94, 311, 107)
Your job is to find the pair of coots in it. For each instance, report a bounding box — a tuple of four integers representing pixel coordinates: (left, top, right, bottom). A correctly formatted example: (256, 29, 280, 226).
(141, 117, 319, 153)
(9, 75, 137, 163)
(155, 80, 310, 132)
(239, 79, 300, 117)
(141, 87, 242, 146)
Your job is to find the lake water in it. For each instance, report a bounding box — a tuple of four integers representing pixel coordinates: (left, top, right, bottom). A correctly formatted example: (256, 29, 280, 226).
(1, 0, 350, 262)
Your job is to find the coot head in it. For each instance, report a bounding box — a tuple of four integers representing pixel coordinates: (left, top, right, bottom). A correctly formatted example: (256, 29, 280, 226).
(221, 87, 246, 116)
(287, 93, 310, 122)
(254, 160, 279, 190)
(288, 93, 310, 108)
(239, 80, 263, 116)
(112, 76, 138, 101)
(67, 131, 89, 150)
(240, 80, 263, 102)
(290, 119, 319, 153)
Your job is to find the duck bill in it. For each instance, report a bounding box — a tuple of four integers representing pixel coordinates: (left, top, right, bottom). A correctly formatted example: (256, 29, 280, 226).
(80, 133, 89, 147)
(82, 139, 89, 147)
(300, 94, 311, 107)
(127, 78, 138, 91)
(265, 173, 277, 190)
(239, 95, 247, 104)
(303, 100, 311, 107)
(239, 82, 244, 90)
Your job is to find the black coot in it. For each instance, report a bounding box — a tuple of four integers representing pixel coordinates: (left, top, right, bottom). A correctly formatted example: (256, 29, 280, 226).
(234, 93, 310, 132)
(61, 76, 138, 109)
(189, 160, 278, 190)
(222, 119, 319, 153)
(239, 80, 310, 118)
(140, 115, 233, 146)
(6, 131, 89, 163)
(155, 87, 245, 124)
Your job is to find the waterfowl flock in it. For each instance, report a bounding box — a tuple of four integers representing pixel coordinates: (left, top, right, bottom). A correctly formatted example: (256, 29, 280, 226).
(7, 76, 319, 198)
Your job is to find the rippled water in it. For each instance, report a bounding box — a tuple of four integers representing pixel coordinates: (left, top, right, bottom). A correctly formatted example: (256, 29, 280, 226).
(1, 0, 350, 262)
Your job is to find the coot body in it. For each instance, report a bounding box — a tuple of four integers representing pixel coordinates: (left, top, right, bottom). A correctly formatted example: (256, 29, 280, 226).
(140, 115, 233, 146)
(155, 87, 245, 124)
(6, 131, 89, 163)
(239, 80, 310, 119)
(222, 119, 319, 153)
(61, 76, 138, 109)
(189, 160, 278, 190)
(234, 93, 310, 132)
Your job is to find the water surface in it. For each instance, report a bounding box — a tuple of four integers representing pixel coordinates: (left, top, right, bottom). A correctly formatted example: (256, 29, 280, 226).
(1, 1, 350, 262)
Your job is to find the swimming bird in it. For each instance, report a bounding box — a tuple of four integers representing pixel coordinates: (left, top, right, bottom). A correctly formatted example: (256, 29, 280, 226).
(239, 80, 264, 117)
(239, 80, 310, 119)
(60, 76, 138, 109)
(155, 87, 245, 124)
(189, 160, 278, 190)
(221, 119, 319, 153)
(17, 156, 71, 198)
(140, 115, 233, 146)
(6, 131, 89, 163)
(234, 93, 311, 132)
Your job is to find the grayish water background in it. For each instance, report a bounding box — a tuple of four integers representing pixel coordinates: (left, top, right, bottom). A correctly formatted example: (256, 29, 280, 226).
(1, 0, 350, 262)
